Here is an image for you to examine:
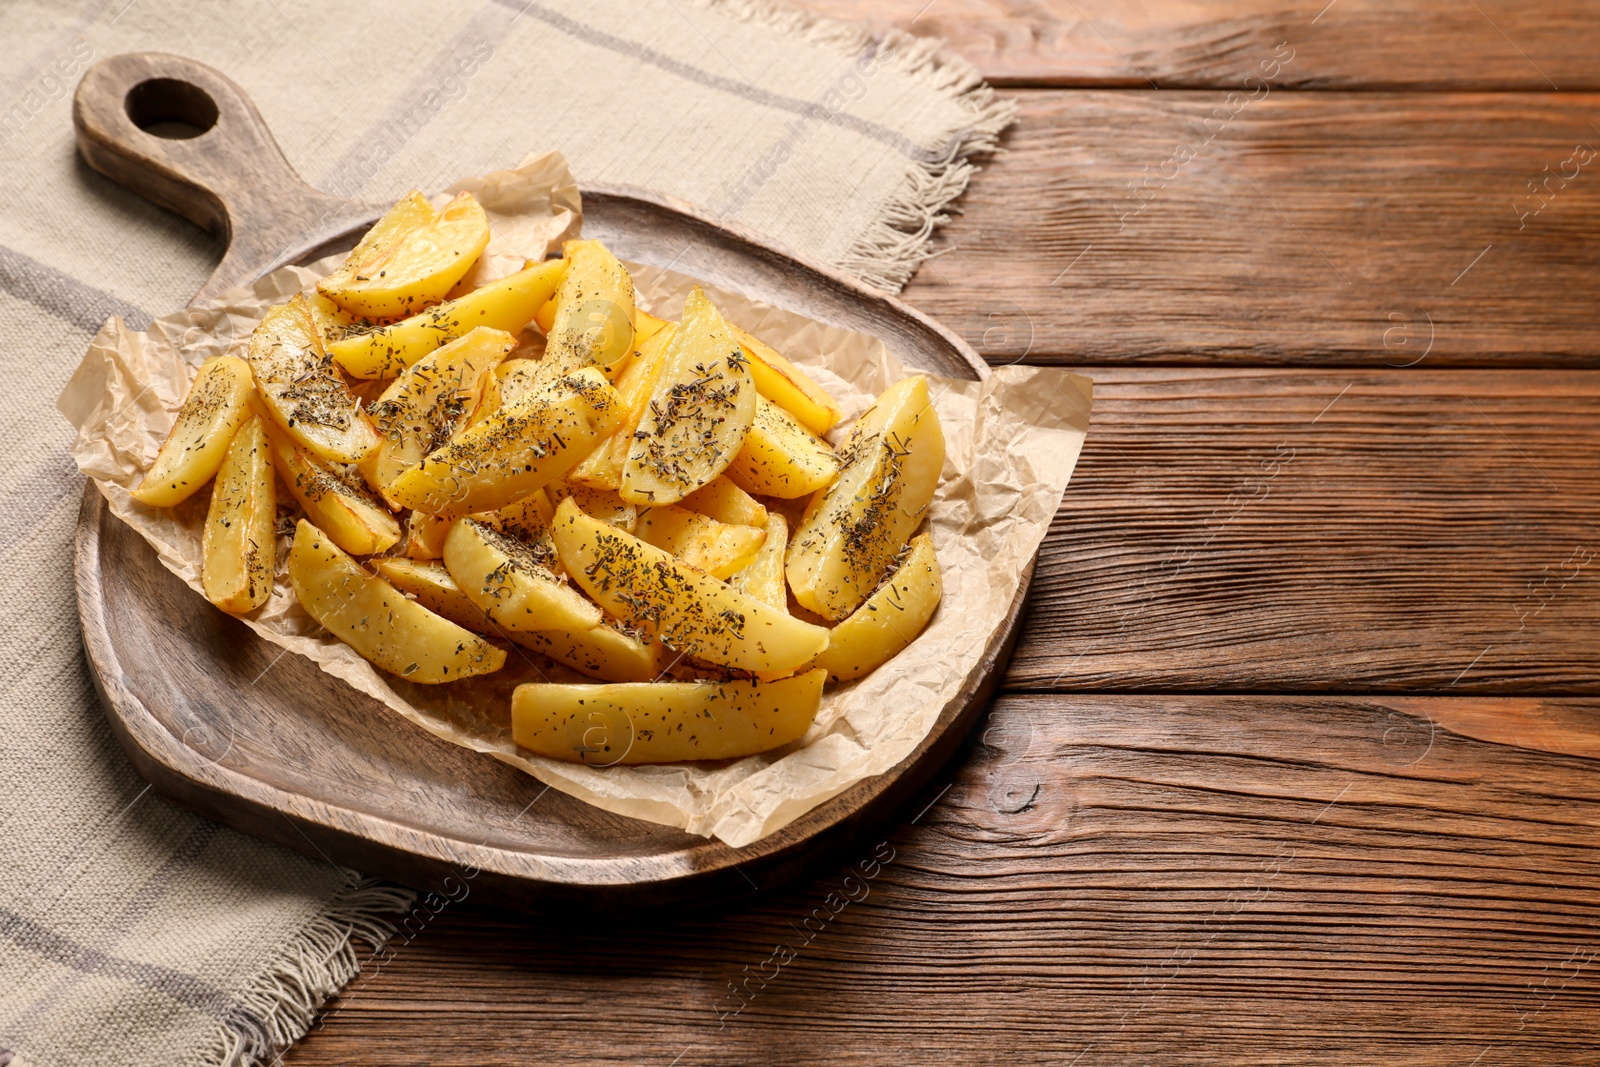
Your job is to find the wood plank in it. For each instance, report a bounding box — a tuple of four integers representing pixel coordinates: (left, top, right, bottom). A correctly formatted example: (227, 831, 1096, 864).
(1008, 368, 1600, 693)
(286, 693, 1600, 1066)
(900, 90, 1600, 367)
(821, 0, 1597, 90)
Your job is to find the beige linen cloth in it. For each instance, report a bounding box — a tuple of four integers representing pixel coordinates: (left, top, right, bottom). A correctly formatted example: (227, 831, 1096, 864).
(0, 1, 1015, 1065)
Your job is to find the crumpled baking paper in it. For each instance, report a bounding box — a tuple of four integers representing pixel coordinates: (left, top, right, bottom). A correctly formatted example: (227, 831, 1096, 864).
(60, 151, 1092, 849)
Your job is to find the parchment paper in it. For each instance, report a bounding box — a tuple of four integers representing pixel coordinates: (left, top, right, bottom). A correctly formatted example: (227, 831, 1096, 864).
(59, 151, 1092, 848)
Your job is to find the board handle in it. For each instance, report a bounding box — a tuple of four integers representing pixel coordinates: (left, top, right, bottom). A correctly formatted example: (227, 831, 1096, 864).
(73, 52, 377, 301)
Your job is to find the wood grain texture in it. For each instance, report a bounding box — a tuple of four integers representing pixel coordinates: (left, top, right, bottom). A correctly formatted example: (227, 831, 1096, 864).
(901, 90, 1600, 367)
(73, 52, 381, 301)
(826, 0, 1594, 89)
(1008, 368, 1600, 694)
(285, 692, 1600, 1066)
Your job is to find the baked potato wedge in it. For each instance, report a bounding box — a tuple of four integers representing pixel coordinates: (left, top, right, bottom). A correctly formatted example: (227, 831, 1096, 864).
(360, 326, 513, 502)
(511, 623, 662, 684)
(620, 287, 754, 505)
(566, 321, 676, 491)
(399, 498, 652, 680)
(402, 511, 452, 560)
(551, 496, 827, 673)
(373, 557, 485, 630)
(287, 520, 504, 683)
(542, 239, 635, 374)
(328, 257, 567, 379)
(131, 355, 255, 506)
(677, 474, 766, 528)
(536, 300, 668, 348)
(200, 415, 276, 613)
(728, 512, 788, 611)
(381, 555, 656, 688)
(634, 308, 669, 347)
(459, 360, 504, 434)
(443, 513, 602, 634)
(635, 505, 766, 579)
(730, 323, 841, 436)
(307, 290, 365, 349)
(727, 394, 838, 499)
(810, 533, 941, 682)
(318, 192, 432, 300)
(493, 482, 557, 533)
(548, 482, 637, 532)
(511, 669, 825, 764)
(318, 191, 490, 319)
(262, 418, 400, 556)
(491, 358, 546, 408)
(787, 374, 945, 620)
(387, 366, 624, 517)
(247, 295, 381, 464)
(597, 306, 669, 382)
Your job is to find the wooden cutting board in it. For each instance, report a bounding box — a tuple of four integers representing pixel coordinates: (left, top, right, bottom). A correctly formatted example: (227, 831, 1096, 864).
(70, 52, 1027, 910)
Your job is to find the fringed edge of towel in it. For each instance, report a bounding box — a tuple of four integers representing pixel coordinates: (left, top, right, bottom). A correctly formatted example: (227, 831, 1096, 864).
(201, 877, 416, 1067)
(692, 0, 1018, 292)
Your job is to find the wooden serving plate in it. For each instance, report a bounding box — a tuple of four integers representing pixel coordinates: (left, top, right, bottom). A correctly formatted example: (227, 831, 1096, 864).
(72, 52, 1027, 910)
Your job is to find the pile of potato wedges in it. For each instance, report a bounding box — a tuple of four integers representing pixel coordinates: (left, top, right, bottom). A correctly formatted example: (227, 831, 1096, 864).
(131, 190, 945, 765)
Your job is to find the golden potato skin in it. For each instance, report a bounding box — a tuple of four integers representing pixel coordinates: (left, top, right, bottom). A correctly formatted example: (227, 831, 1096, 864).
(306, 291, 363, 350)
(201, 415, 276, 613)
(548, 482, 637, 532)
(459, 362, 504, 435)
(492, 484, 557, 535)
(729, 512, 789, 611)
(511, 669, 825, 764)
(373, 557, 486, 631)
(402, 510, 453, 560)
(634, 505, 766, 580)
(729, 323, 841, 436)
(318, 191, 490, 319)
(786, 374, 945, 620)
(131, 356, 256, 507)
(261, 418, 401, 556)
(376, 556, 653, 690)
(247, 295, 381, 464)
(287, 520, 505, 684)
(443, 516, 602, 634)
(726, 394, 839, 499)
(387, 366, 624, 517)
(810, 533, 941, 682)
(510, 623, 662, 684)
(491, 359, 546, 408)
(317, 192, 433, 306)
(550, 496, 828, 673)
(379, 550, 659, 687)
(677, 474, 766, 528)
(542, 239, 636, 373)
(328, 258, 568, 379)
(633, 308, 669, 346)
(360, 326, 513, 503)
(620, 287, 755, 505)
(566, 322, 676, 492)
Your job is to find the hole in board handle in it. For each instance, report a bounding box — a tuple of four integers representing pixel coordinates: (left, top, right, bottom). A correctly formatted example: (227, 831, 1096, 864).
(125, 78, 219, 139)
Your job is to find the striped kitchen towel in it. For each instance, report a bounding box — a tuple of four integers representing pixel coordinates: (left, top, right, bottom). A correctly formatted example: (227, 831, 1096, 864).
(0, 1, 1012, 1064)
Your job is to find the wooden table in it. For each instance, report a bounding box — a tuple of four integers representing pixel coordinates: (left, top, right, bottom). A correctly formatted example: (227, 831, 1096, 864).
(291, 3, 1600, 1062)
